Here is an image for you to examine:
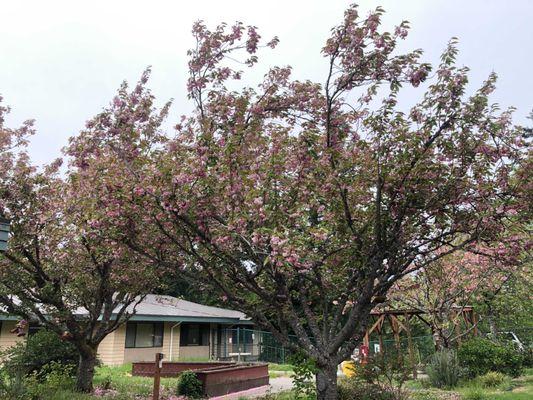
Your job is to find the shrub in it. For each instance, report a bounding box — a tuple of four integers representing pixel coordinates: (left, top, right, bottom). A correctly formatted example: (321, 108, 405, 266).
(287, 352, 317, 399)
(1, 329, 78, 380)
(426, 350, 462, 388)
(523, 347, 533, 368)
(338, 377, 394, 400)
(0, 363, 76, 400)
(23, 362, 76, 399)
(0, 370, 28, 400)
(344, 354, 411, 400)
(176, 370, 203, 399)
(478, 371, 507, 388)
(461, 386, 488, 400)
(458, 337, 525, 377)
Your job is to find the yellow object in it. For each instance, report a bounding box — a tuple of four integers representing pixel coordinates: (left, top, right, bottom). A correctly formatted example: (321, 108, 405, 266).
(341, 360, 357, 377)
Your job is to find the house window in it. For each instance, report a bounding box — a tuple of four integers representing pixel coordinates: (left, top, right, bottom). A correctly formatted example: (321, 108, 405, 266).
(180, 323, 210, 346)
(125, 322, 164, 348)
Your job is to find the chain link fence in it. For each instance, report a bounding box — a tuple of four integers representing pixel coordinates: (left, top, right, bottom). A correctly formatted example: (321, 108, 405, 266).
(215, 328, 293, 364)
(213, 326, 532, 365)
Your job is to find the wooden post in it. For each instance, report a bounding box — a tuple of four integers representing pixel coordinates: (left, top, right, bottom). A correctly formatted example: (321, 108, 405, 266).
(377, 317, 384, 356)
(472, 310, 479, 336)
(153, 352, 164, 400)
(390, 315, 402, 362)
(404, 314, 417, 379)
(363, 331, 370, 348)
(361, 332, 370, 364)
(453, 310, 462, 346)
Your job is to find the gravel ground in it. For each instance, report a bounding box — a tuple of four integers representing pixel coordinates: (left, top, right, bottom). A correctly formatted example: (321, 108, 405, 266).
(210, 376, 294, 399)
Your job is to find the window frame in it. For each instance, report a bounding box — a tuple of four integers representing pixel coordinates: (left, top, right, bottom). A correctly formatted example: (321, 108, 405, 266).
(180, 323, 210, 346)
(124, 322, 164, 348)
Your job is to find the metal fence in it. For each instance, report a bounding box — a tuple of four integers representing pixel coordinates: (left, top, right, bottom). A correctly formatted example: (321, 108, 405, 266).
(215, 328, 293, 364)
(214, 327, 532, 365)
(215, 328, 439, 365)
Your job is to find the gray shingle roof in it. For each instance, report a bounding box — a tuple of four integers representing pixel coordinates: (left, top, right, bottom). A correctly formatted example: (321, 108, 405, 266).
(128, 294, 248, 321)
(1, 294, 250, 324)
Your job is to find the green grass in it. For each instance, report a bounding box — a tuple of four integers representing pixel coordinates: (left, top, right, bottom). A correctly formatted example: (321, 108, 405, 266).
(405, 368, 533, 400)
(268, 363, 294, 372)
(8, 364, 531, 399)
(94, 363, 180, 397)
(267, 363, 294, 378)
(2, 362, 296, 399)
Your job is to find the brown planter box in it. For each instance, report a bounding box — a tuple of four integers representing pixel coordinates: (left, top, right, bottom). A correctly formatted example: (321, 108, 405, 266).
(132, 361, 235, 377)
(196, 363, 269, 397)
(131, 361, 269, 397)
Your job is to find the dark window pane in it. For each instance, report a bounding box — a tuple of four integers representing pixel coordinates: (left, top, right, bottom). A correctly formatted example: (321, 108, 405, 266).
(154, 323, 164, 347)
(125, 323, 136, 348)
(136, 323, 155, 347)
(188, 324, 200, 345)
(180, 324, 188, 346)
(201, 325, 210, 346)
(244, 329, 253, 344)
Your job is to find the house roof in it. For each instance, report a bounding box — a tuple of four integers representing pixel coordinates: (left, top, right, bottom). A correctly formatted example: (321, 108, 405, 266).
(0, 294, 251, 325)
(125, 294, 250, 324)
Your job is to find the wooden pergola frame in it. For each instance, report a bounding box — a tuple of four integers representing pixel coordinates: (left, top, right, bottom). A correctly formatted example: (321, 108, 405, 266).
(361, 307, 478, 378)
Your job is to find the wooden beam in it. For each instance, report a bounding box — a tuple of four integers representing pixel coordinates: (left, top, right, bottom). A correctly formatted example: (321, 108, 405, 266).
(367, 314, 385, 336)
(389, 315, 402, 363)
(404, 313, 417, 379)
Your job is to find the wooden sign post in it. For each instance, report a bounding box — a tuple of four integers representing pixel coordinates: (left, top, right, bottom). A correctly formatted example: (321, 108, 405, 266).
(153, 352, 164, 400)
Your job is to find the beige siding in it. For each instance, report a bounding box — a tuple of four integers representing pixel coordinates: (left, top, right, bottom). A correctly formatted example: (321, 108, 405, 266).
(178, 345, 210, 360)
(123, 322, 181, 363)
(0, 321, 27, 360)
(97, 325, 126, 366)
(96, 321, 221, 365)
(163, 322, 180, 361)
(123, 346, 165, 363)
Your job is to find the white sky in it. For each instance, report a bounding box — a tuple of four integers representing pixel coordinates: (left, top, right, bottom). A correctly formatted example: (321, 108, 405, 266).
(1, 0, 532, 165)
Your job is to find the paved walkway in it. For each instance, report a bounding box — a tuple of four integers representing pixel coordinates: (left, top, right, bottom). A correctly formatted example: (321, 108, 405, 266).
(210, 377, 294, 400)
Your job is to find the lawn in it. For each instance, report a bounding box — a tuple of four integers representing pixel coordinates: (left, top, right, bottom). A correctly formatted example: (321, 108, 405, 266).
(267, 363, 294, 378)
(261, 369, 533, 400)
(464, 371, 533, 400)
(1, 363, 181, 400)
(406, 369, 533, 400)
(3, 364, 531, 399)
(4, 362, 295, 399)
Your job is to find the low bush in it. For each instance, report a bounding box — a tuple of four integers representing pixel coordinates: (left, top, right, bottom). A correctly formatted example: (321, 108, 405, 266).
(524, 347, 533, 368)
(176, 370, 203, 399)
(458, 337, 525, 378)
(426, 350, 462, 388)
(287, 352, 317, 399)
(25, 363, 76, 399)
(0, 371, 28, 400)
(1, 329, 78, 380)
(461, 386, 488, 400)
(477, 371, 507, 388)
(338, 377, 394, 400)
(342, 354, 411, 400)
(0, 361, 76, 400)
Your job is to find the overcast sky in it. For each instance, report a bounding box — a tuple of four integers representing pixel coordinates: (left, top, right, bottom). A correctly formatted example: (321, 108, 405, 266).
(1, 0, 532, 165)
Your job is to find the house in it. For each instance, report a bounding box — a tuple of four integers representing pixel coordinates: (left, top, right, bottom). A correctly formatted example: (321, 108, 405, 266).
(0, 294, 255, 365)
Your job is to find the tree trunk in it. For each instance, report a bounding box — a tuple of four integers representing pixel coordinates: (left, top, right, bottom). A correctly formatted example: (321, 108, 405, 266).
(316, 363, 338, 400)
(76, 343, 98, 392)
